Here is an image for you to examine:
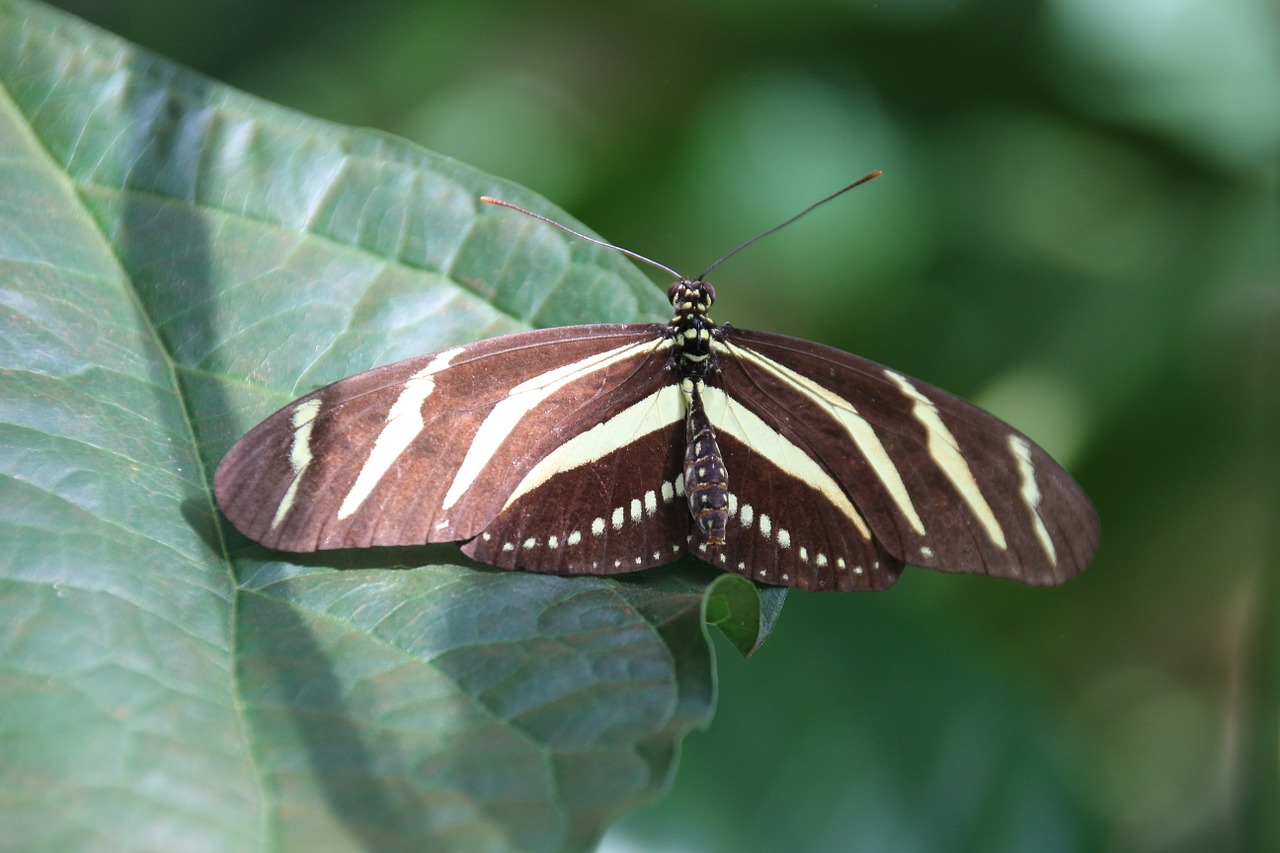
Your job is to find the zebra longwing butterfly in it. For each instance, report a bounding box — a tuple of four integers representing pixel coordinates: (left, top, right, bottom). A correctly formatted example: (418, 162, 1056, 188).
(215, 176, 1099, 592)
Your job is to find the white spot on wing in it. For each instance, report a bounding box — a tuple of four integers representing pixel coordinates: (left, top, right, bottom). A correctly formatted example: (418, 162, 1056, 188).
(592, 517, 605, 536)
(337, 349, 463, 521)
(286, 400, 321, 474)
(611, 507, 624, 530)
(884, 369, 1007, 550)
(1010, 434, 1057, 565)
(271, 398, 323, 531)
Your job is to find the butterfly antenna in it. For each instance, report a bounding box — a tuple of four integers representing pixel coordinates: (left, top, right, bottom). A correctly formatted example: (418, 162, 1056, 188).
(480, 196, 683, 280)
(696, 170, 883, 281)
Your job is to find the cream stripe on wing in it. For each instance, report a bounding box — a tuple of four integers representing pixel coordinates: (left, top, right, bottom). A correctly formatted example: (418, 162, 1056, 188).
(883, 369, 1007, 550)
(1009, 434, 1056, 564)
(443, 338, 671, 510)
(702, 386, 872, 540)
(725, 342, 925, 536)
(270, 398, 322, 530)
(502, 384, 684, 509)
(337, 347, 464, 520)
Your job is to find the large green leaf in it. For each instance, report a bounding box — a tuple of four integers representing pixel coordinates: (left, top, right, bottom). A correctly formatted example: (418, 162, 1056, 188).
(0, 2, 784, 850)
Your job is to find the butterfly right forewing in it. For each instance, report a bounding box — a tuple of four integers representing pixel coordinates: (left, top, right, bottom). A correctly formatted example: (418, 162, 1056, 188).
(715, 329, 1098, 585)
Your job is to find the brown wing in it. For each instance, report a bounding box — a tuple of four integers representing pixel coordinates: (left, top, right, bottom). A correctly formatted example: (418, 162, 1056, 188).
(714, 329, 1098, 585)
(215, 324, 682, 555)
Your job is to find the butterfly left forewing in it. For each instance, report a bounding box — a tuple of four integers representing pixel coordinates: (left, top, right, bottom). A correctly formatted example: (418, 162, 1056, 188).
(717, 329, 1098, 585)
(215, 324, 672, 552)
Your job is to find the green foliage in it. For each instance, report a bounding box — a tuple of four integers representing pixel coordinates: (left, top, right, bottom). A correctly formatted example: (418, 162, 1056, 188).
(6, 0, 1278, 850)
(0, 4, 785, 850)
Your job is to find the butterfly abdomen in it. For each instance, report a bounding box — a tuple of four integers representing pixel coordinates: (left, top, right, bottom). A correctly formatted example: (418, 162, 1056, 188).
(682, 378, 729, 546)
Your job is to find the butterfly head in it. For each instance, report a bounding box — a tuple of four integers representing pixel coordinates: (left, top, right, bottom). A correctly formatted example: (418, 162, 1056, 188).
(668, 278, 717, 319)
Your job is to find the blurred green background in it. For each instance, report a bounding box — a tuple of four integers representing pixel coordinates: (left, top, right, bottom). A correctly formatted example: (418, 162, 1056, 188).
(53, 0, 1277, 850)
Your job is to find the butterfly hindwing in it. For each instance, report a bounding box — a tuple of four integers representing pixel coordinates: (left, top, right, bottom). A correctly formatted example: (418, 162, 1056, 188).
(716, 329, 1097, 585)
(698, 424, 904, 591)
(462, 418, 692, 574)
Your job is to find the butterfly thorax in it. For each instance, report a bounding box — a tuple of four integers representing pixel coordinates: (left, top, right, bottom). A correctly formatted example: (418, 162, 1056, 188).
(667, 278, 719, 381)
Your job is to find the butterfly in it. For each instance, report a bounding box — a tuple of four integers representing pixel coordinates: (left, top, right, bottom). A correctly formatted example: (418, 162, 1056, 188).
(215, 174, 1099, 591)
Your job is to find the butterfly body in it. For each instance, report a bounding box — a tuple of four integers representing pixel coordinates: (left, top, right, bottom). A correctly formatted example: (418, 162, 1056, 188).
(215, 268, 1098, 591)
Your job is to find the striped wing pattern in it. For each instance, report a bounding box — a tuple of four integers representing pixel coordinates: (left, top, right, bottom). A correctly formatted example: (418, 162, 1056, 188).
(716, 330, 1098, 587)
(462, 422, 692, 574)
(697, 427, 904, 591)
(216, 324, 672, 552)
(216, 286, 1098, 591)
